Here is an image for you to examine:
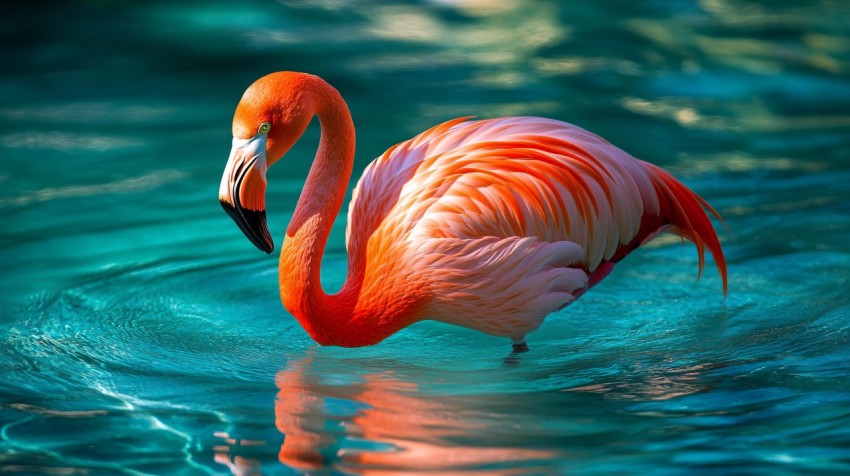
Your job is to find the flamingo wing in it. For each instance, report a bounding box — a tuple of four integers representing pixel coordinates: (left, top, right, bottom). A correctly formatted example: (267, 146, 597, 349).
(345, 117, 727, 338)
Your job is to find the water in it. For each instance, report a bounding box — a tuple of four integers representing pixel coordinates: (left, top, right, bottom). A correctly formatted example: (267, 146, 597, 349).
(2, 0, 849, 474)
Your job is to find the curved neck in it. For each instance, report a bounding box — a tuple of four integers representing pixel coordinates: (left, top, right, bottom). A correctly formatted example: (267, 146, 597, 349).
(277, 79, 367, 346)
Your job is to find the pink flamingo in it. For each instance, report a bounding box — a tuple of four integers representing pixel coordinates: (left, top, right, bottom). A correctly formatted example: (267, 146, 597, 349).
(219, 72, 727, 351)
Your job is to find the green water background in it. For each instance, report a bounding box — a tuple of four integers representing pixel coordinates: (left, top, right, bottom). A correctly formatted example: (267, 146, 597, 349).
(2, 1, 849, 474)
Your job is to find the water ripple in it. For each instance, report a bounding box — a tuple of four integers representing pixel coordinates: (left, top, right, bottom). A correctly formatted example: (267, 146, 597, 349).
(0, 170, 186, 208)
(6, 257, 299, 391)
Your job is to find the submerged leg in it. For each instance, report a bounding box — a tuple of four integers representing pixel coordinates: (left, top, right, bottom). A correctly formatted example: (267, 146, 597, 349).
(511, 337, 529, 353)
(503, 337, 529, 367)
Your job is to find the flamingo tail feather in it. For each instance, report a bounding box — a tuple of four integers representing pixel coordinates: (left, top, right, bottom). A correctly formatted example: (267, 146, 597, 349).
(644, 163, 728, 296)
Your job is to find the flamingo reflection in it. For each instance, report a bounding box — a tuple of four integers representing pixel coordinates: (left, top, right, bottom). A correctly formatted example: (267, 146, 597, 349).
(212, 431, 264, 476)
(274, 357, 558, 474)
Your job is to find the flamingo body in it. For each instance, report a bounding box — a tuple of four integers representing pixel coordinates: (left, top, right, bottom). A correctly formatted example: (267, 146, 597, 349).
(220, 72, 727, 348)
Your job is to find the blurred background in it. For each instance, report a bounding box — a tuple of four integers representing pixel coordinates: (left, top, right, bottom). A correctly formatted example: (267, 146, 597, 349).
(1, 0, 849, 474)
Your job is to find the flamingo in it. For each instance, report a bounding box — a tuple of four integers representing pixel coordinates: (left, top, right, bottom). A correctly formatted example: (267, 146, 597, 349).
(219, 72, 727, 351)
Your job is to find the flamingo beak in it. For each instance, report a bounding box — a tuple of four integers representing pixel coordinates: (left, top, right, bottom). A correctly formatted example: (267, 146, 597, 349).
(220, 135, 274, 253)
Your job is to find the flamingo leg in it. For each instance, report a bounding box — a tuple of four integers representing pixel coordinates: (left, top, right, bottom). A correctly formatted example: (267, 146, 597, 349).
(511, 337, 529, 353)
(502, 338, 530, 367)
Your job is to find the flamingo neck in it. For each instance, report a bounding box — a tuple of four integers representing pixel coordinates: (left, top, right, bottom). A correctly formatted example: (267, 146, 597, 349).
(277, 79, 381, 347)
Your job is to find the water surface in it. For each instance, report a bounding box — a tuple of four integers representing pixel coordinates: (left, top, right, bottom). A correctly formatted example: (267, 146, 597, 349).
(2, 1, 850, 474)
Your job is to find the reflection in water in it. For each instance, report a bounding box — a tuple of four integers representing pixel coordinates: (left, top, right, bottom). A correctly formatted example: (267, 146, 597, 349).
(213, 432, 265, 476)
(273, 357, 558, 474)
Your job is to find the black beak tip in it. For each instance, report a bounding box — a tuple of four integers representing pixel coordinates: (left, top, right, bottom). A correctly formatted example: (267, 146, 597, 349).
(259, 240, 274, 254)
(220, 199, 274, 254)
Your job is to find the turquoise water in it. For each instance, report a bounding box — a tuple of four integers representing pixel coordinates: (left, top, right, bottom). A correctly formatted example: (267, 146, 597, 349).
(2, 0, 850, 474)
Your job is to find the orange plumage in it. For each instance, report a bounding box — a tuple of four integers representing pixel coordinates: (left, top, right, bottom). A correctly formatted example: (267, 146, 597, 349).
(219, 72, 727, 349)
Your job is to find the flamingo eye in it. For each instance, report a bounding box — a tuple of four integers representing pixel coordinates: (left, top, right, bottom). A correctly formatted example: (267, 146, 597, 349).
(258, 122, 271, 134)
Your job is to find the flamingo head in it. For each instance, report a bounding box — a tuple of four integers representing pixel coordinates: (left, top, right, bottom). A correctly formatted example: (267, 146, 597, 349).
(219, 72, 315, 253)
